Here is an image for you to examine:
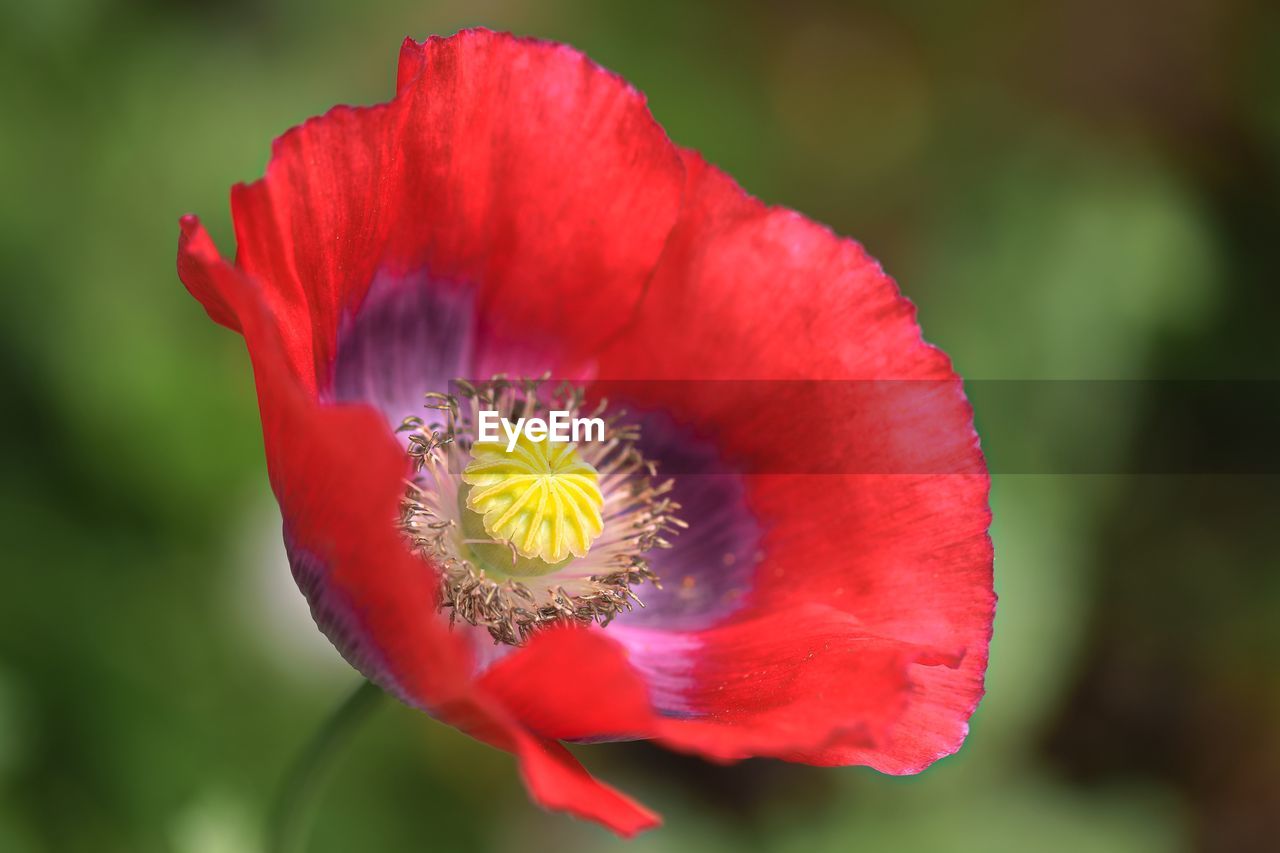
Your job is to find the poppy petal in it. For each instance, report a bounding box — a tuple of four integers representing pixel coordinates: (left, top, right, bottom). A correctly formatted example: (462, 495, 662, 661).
(177, 217, 659, 834)
(646, 606, 963, 762)
(513, 735, 661, 836)
(226, 28, 685, 395)
(480, 626, 656, 742)
(590, 152, 994, 769)
(178, 217, 472, 700)
(481, 607, 961, 762)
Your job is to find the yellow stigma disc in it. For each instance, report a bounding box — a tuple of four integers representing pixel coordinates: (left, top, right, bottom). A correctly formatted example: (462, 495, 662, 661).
(462, 435, 604, 564)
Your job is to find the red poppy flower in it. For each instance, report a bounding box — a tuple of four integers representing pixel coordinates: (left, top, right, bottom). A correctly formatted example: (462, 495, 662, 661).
(176, 28, 993, 836)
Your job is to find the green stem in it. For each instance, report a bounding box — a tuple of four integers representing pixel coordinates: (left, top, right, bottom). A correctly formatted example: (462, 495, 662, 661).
(267, 679, 384, 853)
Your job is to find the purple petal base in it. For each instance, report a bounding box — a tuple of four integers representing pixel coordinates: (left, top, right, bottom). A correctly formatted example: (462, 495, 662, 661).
(616, 406, 760, 632)
(330, 272, 475, 420)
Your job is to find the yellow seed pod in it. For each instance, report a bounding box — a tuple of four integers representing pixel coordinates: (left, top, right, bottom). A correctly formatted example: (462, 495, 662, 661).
(462, 434, 604, 564)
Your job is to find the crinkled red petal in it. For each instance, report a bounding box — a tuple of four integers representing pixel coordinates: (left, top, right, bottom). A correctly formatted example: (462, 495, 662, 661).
(484, 607, 964, 764)
(577, 151, 996, 770)
(221, 28, 683, 395)
(177, 217, 658, 835)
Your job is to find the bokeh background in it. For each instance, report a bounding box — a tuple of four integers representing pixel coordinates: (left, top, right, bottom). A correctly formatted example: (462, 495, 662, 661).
(3, 0, 1279, 851)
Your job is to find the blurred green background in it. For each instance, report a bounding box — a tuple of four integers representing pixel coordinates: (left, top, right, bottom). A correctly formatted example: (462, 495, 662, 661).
(2, 0, 1278, 851)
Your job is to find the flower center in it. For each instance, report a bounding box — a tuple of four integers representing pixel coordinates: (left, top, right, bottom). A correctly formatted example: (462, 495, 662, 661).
(396, 377, 684, 645)
(462, 435, 603, 565)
